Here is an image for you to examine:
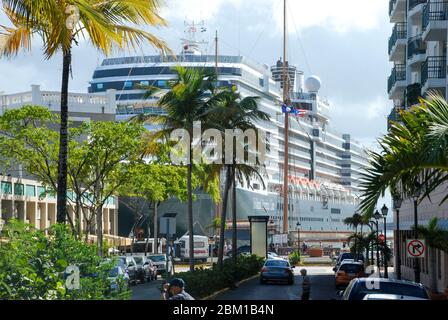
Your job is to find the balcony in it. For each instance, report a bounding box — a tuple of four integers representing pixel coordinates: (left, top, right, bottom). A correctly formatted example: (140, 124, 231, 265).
(422, 1, 448, 41)
(388, 64, 407, 99)
(388, 23, 407, 61)
(407, 34, 426, 67)
(389, 0, 407, 23)
(409, 0, 427, 21)
(421, 56, 446, 93)
(406, 83, 423, 107)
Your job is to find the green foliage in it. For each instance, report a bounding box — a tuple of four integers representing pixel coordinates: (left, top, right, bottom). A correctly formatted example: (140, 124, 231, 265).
(414, 218, 448, 252)
(288, 251, 302, 265)
(0, 220, 130, 300)
(172, 255, 264, 299)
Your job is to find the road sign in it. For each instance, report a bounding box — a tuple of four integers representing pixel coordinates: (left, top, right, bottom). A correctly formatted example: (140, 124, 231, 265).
(406, 239, 426, 258)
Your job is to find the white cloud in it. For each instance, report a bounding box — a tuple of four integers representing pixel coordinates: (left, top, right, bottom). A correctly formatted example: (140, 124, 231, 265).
(366, 96, 390, 120)
(163, 0, 388, 34)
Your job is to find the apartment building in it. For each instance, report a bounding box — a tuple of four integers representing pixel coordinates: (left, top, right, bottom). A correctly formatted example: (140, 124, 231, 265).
(388, 0, 448, 292)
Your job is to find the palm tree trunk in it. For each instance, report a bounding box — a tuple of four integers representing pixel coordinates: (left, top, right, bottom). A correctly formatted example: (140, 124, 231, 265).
(187, 142, 195, 272)
(218, 165, 232, 271)
(231, 164, 237, 265)
(57, 48, 72, 223)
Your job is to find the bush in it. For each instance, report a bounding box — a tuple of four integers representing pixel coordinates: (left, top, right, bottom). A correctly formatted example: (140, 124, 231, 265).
(0, 220, 130, 300)
(172, 255, 264, 299)
(288, 251, 301, 265)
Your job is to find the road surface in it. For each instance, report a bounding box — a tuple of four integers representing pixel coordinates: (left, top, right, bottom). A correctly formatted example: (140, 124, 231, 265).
(212, 266, 338, 300)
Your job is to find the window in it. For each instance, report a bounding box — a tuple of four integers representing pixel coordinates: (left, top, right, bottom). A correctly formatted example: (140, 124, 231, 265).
(26, 185, 36, 197)
(331, 208, 341, 214)
(140, 81, 149, 87)
(14, 183, 24, 196)
(96, 83, 104, 90)
(1, 182, 12, 194)
(124, 81, 133, 88)
(37, 186, 46, 199)
(259, 78, 264, 87)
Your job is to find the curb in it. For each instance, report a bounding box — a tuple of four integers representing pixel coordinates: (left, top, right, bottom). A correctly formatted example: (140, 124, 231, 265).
(202, 274, 260, 300)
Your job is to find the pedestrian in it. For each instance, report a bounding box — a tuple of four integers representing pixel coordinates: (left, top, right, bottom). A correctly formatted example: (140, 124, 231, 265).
(224, 243, 228, 256)
(161, 278, 195, 300)
(300, 269, 311, 300)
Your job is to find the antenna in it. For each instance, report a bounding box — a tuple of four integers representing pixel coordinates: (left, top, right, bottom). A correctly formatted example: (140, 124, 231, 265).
(181, 20, 208, 56)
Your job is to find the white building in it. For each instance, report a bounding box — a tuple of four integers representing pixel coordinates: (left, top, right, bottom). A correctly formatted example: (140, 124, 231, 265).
(388, 0, 448, 292)
(0, 86, 124, 242)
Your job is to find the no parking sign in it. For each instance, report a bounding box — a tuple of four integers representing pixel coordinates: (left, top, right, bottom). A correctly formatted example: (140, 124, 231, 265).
(406, 239, 426, 258)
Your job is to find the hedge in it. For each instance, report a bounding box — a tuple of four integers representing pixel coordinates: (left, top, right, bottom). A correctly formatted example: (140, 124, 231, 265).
(172, 255, 265, 299)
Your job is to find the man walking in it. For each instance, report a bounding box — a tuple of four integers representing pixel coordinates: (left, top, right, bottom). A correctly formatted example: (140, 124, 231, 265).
(300, 269, 311, 300)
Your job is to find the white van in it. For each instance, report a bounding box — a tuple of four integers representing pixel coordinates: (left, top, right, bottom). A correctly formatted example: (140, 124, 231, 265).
(176, 235, 209, 263)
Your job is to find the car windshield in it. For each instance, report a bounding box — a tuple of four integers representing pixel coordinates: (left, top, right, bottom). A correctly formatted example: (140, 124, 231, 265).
(339, 264, 363, 273)
(266, 260, 289, 267)
(339, 253, 364, 261)
(109, 267, 120, 277)
(133, 257, 143, 265)
(353, 282, 428, 300)
(149, 255, 165, 262)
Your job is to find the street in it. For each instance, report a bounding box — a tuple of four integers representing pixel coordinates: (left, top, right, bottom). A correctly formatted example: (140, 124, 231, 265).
(212, 266, 338, 300)
(131, 266, 339, 300)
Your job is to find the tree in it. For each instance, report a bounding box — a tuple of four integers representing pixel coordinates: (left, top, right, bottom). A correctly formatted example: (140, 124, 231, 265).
(138, 67, 224, 272)
(0, 220, 130, 300)
(358, 93, 448, 216)
(344, 213, 364, 260)
(0, 0, 170, 223)
(118, 163, 199, 255)
(414, 218, 448, 293)
(0, 106, 145, 255)
(205, 89, 270, 269)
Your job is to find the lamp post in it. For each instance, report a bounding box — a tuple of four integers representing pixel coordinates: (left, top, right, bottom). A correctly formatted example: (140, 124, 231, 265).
(367, 222, 375, 266)
(412, 181, 422, 283)
(373, 210, 382, 277)
(296, 221, 301, 256)
(393, 195, 403, 280)
(381, 204, 389, 278)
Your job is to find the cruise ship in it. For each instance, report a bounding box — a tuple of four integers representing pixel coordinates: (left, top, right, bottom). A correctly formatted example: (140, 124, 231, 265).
(88, 32, 369, 248)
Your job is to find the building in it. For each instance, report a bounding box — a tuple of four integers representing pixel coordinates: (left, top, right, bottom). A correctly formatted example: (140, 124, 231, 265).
(387, 0, 448, 292)
(0, 86, 123, 243)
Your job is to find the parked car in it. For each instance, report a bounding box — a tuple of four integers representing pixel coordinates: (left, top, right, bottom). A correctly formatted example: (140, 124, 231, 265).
(147, 254, 173, 276)
(363, 294, 428, 300)
(260, 259, 295, 285)
(108, 265, 130, 292)
(143, 256, 158, 281)
(268, 252, 283, 260)
(334, 253, 364, 271)
(118, 256, 138, 284)
(334, 261, 365, 289)
(228, 245, 251, 257)
(132, 255, 156, 283)
(339, 278, 430, 300)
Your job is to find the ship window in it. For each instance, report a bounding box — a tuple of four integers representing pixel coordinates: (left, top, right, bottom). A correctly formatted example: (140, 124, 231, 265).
(124, 81, 133, 88)
(97, 83, 104, 89)
(140, 81, 149, 86)
(259, 78, 264, 87)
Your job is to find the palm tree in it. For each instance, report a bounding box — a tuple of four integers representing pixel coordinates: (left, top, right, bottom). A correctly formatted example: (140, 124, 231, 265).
(1, 0, 169, 224)
(414, 218, 448, 293)
(344, 213, 363, 260)
(138, 67, 223, 272)
(206, 89, 270, 269)
(358, 93, 448, 215)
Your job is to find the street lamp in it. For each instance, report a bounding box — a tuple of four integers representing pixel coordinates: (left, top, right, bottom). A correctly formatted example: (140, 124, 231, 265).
(412, 181, 422, 283)
(372, 210, 382, 277)
(296, 221, 301, 256)
(381, 204, 389, 278)
(393, 195, 403, 280)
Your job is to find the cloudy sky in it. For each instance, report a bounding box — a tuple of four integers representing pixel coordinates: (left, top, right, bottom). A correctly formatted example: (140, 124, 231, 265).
(0, 0, 391, 148)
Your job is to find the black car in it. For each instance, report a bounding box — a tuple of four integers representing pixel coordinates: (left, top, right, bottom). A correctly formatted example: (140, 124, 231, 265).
(228, 245, 251, 257)
(339, 278, 430, 300)
(260, 259, 295, 285)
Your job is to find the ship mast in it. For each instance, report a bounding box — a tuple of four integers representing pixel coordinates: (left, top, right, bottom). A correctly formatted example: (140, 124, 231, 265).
(282, 0, 290, 235)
